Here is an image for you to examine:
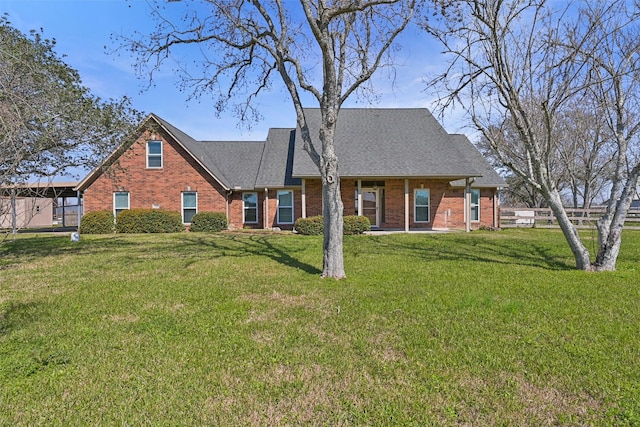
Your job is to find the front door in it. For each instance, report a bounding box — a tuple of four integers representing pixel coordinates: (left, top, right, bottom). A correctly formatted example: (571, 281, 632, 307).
(362, 189, 379, 228)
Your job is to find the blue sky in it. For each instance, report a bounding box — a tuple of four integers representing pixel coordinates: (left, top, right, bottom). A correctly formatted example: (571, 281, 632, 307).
(2, 1, 462, 168)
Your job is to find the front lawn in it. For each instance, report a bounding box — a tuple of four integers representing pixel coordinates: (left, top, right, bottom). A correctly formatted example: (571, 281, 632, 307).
(1, 229, 638, 425)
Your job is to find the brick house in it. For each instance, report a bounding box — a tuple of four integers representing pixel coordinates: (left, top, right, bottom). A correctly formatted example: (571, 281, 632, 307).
(76, 108, 505, 231)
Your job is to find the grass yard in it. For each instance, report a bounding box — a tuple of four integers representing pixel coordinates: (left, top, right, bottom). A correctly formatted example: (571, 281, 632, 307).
(1, 229, 639, 425)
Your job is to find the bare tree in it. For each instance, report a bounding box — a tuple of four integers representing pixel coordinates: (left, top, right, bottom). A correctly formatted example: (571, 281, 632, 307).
(575, 3, 640, 270)
(553, 98, 617, 209)
(0, 15, 141, 236)
(121, 0, 417, 278)
(426, 0, 640, 271)
(478, 97, 617, 209)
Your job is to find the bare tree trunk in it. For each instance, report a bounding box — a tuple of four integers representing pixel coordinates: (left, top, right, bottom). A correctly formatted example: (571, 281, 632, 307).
(546, 189, 593, 270)
(595, 169, 640, 271)
(319, 109, 346, 279)
(322, 172, 345, 279)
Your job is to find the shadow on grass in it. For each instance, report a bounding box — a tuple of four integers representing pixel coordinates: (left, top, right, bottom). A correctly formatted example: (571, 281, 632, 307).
(359, 232, 575, 271)
(183, 234, 322, 275)
(0, 232, 323, 275)
(0, 231, 575, 275)
(0, 234, 138, 270)
(0, 301, 44, 336)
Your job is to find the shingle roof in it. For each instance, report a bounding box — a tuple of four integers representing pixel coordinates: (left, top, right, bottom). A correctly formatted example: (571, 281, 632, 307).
(448, 135, 506, 188)
(154, 114, 265, 190)
(78, 110, 505, 192)
(255, 128, 301, 188)
(291, 108, 487, 179)
(195, 141, 265, 190)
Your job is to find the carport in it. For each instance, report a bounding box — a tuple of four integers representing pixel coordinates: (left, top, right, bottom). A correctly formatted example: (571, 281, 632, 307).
(1, 182, 81, 231)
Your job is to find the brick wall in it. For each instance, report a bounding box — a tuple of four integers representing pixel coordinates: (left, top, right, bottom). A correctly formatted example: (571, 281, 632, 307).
(82, 127, 498, 231)
(227, 188, 303, 230)
(83, 130, 228, 222)
(300, 178, 497, 230)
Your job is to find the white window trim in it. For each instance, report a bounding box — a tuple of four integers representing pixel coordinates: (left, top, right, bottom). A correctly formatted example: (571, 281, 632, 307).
(243, 192, 258, 224)
(471, 189, 481, 222)
(414, 188, 430, 223)
(277, 190, 294, 224)
(182, 191, 198, 224)
(146, 140, 163, 169)
(113, 191, 130, 217)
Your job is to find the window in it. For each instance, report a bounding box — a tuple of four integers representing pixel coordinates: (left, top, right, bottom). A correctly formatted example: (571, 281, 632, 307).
(243, 192, 258, 224)
(414, 189, 430, 223)
(182, 192, 197, 224)
(114, 192, 130, 217)
(147, 140, 162, 168)
(277, 190, 294, 224)
(471, 189, 480, 222)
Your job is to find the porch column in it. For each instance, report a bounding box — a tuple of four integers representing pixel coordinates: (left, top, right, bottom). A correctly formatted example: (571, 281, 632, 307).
(301, 179, 306, 218)
(404, 179, 409, 232)
(465, 178, 471, 232)
(63, 197, 68, 227)
(264, 188, 269, 229)
(493, 189, 499, 228)
(225, 191, 230, 227)
(357, 180, 362, 216)
(77, 191, 82, 228)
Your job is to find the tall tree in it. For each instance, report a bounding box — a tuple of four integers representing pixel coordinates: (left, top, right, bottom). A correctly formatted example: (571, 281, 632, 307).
(425, 0, 640, 271)
(576, 3, 640, 270)
(121, 0, 417, 278)
(477, 98, 617, 209)
(554, 98, 617, 209)
(0, 15, 141, 234)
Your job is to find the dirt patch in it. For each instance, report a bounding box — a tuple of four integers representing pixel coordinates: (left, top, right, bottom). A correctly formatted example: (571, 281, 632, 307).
(450, 371, 604, 425)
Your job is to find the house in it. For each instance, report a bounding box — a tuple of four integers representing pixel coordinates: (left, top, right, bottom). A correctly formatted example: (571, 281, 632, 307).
(76, 108, 505, 231)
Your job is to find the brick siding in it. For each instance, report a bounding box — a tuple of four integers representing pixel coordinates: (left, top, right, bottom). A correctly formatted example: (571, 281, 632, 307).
(301, 178, 497, 230)
(83, 130, 228, 223)
(83, 130, 498, 231)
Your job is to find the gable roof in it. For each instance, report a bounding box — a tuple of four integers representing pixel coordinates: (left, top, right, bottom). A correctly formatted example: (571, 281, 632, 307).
(192, 140, 265, 190)
(255, 128, 301, 188)
(291, 108, 486, 179)
(77, 109, 504, 192)
(154, 114, 269, 190)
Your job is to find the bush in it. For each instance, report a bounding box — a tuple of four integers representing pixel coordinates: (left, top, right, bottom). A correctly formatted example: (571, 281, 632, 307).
(79, 210, 114, 234)
(115, 209, 184, 233)
(343, 215, 370, 235)
(294, 215, 370, 235)
(189, 211, 228, 232)
(294, 215, 324, 235)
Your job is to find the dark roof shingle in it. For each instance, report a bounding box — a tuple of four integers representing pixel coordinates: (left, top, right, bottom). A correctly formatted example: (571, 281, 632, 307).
(79, 109, 504, 192)
(291, 108, 487, 179)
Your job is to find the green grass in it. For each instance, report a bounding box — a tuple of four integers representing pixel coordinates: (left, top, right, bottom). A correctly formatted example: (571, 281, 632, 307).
(1, 229, 639, 425)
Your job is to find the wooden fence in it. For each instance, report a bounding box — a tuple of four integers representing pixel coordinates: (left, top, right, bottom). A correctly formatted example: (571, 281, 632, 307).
(499, 207, 640, 230)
